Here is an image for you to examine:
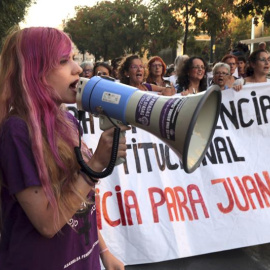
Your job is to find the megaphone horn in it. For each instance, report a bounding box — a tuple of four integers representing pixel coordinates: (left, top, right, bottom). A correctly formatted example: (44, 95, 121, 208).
(76, 76, 221, 173)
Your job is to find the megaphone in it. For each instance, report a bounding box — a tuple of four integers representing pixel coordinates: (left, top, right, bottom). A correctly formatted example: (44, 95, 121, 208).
(76, 76, 221, 173)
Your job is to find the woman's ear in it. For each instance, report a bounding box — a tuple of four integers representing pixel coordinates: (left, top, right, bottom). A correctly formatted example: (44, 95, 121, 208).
(124, 71, 129, 78)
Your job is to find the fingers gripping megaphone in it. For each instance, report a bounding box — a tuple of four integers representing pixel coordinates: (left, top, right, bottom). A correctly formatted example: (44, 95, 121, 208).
(75, 76, 221, 175)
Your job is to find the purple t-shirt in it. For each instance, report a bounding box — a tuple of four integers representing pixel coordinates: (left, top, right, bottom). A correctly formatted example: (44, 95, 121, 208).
(0, 116, 101, 270)
(142, 83, 153, 91)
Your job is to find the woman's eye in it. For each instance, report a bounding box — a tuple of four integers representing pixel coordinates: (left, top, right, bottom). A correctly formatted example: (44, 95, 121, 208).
(60, 59, 68, 65)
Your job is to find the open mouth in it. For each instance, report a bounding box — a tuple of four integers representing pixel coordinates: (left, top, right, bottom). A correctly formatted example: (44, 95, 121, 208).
(136, 73, 143, 79)
(69, 80, 79, 91)
(218, 78, 224, 83)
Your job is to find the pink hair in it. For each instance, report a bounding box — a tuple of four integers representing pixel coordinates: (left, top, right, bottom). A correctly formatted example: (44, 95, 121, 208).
(1, 27, 79, 217)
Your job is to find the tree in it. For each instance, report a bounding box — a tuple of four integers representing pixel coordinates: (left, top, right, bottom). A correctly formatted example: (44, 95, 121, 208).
(229, 16, 252, 47)
(64, 0, 149, 61)
(0, 0, 34, 49)
(233, 0, 270, 26)
(212, 15, 252, 61)
(150, 0, 233, 57)
(155, 0, 202, 55)
(197, 0, 233, 62)
(147, 1, 183, 56)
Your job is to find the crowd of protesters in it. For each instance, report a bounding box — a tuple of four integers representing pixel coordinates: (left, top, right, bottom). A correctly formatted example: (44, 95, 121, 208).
(80, 41, 270, 95)
(0, 24, 269, 270)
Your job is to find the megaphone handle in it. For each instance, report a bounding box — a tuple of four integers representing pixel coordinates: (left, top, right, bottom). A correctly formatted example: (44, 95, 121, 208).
(114, 131, 126, 166)
(74, 126, 121, 179)
(99, 115, 126, 166)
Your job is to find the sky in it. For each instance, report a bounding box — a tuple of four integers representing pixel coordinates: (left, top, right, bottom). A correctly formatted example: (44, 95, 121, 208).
(20, 0, 150, 28)
(20, 0, 101, 28)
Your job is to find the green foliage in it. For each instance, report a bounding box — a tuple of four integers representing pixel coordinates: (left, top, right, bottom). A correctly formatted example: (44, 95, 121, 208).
(233, 0, 270, 26)
(167, 0, 202, 54)
(147, 1, 183, 56)
(64, 0, 149, 60)
(229, 16, 251, 46)
(150, 0, 233, 55)
(64, 0, 270, 62)
(198, 0, 233, 35)
(185, 37, 210, 59)
(0, 0, 34, 49)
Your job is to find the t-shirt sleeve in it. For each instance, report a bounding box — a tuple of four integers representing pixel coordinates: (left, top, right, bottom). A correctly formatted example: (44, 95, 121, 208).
(143, 83, 153, 91)
(0, 117, 41, 195)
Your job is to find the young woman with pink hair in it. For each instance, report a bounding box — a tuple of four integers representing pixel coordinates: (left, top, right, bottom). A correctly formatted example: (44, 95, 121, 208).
(0, 27, 127, 270)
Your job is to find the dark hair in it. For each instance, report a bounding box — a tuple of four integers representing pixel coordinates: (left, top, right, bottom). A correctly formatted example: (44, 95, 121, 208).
(165, 66, 175, 77)
(232, 42, 249, 57)
(146, 56, 166, 83)
(118, 55, 142, 85)
(237, 55, 247, 63)
(93, 61, 112, 76)
(246, 49, 268, 76)
(111, 57, 123, 69)
(111, 57, 123, 79)
(176, 56, 208, 92)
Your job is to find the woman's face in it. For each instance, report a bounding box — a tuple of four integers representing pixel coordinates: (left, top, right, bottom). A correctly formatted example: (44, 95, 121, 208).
(150, 60, 163, 77)
(252, 51, 270, 76)
(189, 58, 205, 81)
(46, 52, 82, 104)
(238, 61, 246, 74)
(95, 65, 110, 76)
(82, 64, 93, 79)
(213, 66, 230, 90)
(125, 59, 145, 85)
(224, 57, 237, 75)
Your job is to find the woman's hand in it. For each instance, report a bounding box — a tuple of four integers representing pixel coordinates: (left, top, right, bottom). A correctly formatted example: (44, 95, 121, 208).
(232, 84, 243, 92)
(150, 84, 176, 96)
(98, 230, 125, 269)
(100, 250, 125, 270)
(180, 89, 190, 96)
(88, 124, 131, 172)
(158, 86, 176, 96)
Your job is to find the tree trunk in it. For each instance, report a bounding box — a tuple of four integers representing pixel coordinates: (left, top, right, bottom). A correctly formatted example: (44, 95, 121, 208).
(183, 2, 189, 55)
(210, 33, 215, 64)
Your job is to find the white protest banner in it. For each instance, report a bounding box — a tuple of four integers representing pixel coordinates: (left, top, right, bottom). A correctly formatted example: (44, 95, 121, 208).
(67, 83, 270, 265)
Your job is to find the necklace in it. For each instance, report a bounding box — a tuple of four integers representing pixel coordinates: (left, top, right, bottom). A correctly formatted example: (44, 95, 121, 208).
(190, 87, 198, 94)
